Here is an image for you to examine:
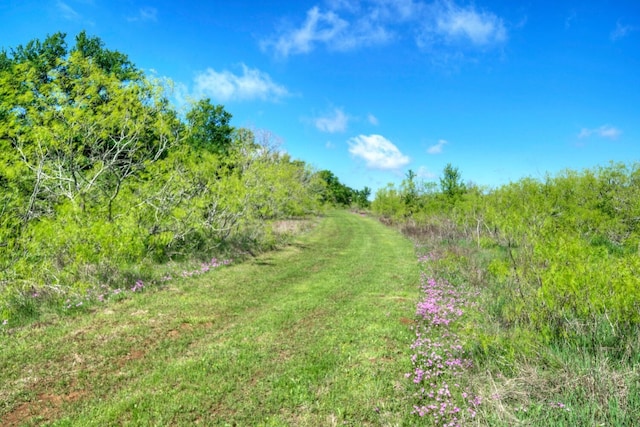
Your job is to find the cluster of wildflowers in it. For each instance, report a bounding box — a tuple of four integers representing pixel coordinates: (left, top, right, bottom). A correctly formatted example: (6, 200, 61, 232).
(85, 285, 126, 308)
(71, 258, 232, 309)
(407, 253, 482, 426)
(131, 280, 144, 292)
(549, 401, 570, 412)
(180, 258, 232, 278)
(3, 258, 232, 324)
(418, 251, 439, 263)
(63, 299, 86, 309)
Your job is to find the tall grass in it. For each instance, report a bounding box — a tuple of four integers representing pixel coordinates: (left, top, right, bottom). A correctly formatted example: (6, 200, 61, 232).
(400, 216, 640, 426)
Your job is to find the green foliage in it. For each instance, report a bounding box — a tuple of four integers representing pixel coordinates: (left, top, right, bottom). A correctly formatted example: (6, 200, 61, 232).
(402, 187, 640, 426)
(353, 186, 371, 209)
(1, 32, 177, 223)
(479, 164, 640, 350)
(10, 32, 68, 83)
(0, 32, 324, 323)
(371, 183, 406, 220)
(371, 169, 450, 222)
(315, 169, 369, 208)
(379, 161, 640, 365)
(439, 163, 466, 201)
(72, 30, 139, 80)
(185, 98, 233, 155)
(401, 169, 418, 214)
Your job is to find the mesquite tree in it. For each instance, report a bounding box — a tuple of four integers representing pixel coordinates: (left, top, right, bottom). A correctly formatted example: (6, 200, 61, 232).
(0, 32, 180, 222)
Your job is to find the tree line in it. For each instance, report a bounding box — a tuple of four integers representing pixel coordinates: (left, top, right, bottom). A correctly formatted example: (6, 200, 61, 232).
(372, 161, 640, 354)
(0, 32, 366, 321)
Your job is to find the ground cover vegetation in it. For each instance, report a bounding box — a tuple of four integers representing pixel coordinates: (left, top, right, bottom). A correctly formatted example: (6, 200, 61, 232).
(0, 211, 422, 426)
(0, 32, 367, 327)
(375, 162, 640, 425)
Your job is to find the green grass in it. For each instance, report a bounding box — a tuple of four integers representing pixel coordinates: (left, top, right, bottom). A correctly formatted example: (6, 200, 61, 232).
(405, 219, 640, 426)
(0, 211, 421, 426)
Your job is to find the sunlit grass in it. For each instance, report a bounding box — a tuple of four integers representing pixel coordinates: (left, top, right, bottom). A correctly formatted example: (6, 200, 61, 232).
(0, 211, 421, 426)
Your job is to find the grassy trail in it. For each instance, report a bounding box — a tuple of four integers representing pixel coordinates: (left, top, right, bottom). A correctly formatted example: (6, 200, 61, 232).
(1, 211, 420, 426)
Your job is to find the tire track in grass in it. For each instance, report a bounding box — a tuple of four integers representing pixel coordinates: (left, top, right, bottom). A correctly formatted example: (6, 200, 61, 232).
(190, 211, 420, 425)
(1, 211, 421, 426)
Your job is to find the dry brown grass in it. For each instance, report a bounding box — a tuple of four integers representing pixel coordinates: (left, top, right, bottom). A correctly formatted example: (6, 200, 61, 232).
(469, 352, 640, 425)
(271, 218, 314, 236)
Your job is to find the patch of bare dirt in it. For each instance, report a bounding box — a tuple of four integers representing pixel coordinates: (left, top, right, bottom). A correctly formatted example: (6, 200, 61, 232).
(399, 317, 415, 325)
(1, 390, 88, 427)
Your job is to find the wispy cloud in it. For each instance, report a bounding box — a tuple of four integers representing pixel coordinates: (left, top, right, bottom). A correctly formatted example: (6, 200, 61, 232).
(348, 134, 410, 170)
(610, 21, 635, 41)
(578, 125, 622, 140)
(262, 0, 509, 58)
(193, 64, 290, 102)
(427, 139, 448, 154)
(56, 1, 81, 20)
(314, 108, 349, 133)
(367, 113, 379, 125)
(266, 7, 346, 56)
(127, 7, 158, 23)
(565, 9, 576, 29)
(262, 5, 392, 57)
(416, 165, 437, 179)
(418, 1, 507, 48)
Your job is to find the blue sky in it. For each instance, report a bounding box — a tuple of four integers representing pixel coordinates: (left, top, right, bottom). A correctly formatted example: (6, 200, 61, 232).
(2, 0, 639, 193)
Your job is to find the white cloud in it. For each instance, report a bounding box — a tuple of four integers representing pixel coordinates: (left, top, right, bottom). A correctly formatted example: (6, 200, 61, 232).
(261, 2, 411, 57)
(193, 64, 290, 102)
(610, 21, 635, 41)
(578, 125, 622, 140)
(268, 6, 348, 56)
(427, 139, 448, 154)
(367, 113, 379, 125)
(420, 1, 507, 48)
(314, 108, 349, 133)
(56, 1, 81, 20)
(262, 0, 508, 58)
(127, 7, 158, 22)
(348, 134, 410, 170)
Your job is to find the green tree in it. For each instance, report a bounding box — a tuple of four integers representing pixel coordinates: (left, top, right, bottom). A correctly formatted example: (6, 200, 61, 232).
(402, 169, 418, 213)
(72, 30, 139, 80)
(0, 31, 328, 316)
(354, 186, 371, 209)
(371, 183, 404, 220)
(439, 163, 466, 201)
(185, 98, 234, 156)
(10, 32, 67, 85)
(0, 33, 179, 222)
(316, 170, 354, 206)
